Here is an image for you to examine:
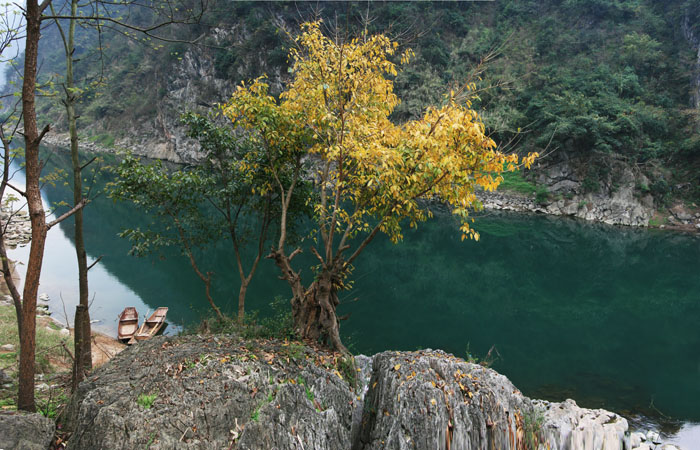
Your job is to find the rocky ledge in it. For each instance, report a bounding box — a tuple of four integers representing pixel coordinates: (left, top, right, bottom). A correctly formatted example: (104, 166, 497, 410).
(476, 189, 655, 227)
(1, 202, 31, 248)
(0, 412, 55, 450)
(476, 161, 657, 227)
(58, 335, 679, 450)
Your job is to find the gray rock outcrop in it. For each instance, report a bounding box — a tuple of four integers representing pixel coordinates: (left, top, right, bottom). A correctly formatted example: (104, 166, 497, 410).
(0, 412, 55, 450)
(64, 335, 355, 449)
(65, 337, 640, 450)
(355, 351, 628, 450)
(0, 204, 31, 248)
(478, 161, 656, 227)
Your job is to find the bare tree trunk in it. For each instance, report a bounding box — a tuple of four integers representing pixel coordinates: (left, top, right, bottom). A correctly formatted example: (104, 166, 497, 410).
(0, 237, 22, 326)
(72, 304, 90, 391)
(63, 0, 93, 384)
(18, 0, 46, 412)
(0, 136, 24, 337)
(174, 218, 225, 321)
(238, 280, 248, 321)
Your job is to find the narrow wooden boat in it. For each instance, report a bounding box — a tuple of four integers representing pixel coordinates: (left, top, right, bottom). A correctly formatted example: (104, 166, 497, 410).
(117, 307, 139, 343)
(134, 307, 168, 341)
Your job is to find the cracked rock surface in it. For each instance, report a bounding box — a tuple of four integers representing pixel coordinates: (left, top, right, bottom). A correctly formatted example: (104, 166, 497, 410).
(65, 339, 634, 450)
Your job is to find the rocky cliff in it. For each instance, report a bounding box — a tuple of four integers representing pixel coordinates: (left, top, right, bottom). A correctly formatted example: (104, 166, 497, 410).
(477, 160, 657, 227)
(62, 335, 640, 450)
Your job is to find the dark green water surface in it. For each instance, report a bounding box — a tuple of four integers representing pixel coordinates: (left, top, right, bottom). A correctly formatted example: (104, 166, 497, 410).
(8, 156, 700, 426)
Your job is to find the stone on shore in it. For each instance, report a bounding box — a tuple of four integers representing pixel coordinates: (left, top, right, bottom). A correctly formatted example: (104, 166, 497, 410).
(65, 337, 640, 450)
(0, 412, 55, 450)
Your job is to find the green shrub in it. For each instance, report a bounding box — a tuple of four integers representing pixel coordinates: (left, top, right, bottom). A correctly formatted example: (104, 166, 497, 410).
(137, 393, 157, 409)
(185, 297, 298, 341)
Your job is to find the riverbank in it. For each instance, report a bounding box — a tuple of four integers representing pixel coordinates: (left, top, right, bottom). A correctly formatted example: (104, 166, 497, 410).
(41, 130, 700, 233)
(0, 299, 126, 411)
(477, 188, 700, 232)
(44, 334, 684, 449)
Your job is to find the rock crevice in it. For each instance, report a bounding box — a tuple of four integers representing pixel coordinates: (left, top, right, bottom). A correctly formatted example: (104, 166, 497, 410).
(63, 337, 647, 450)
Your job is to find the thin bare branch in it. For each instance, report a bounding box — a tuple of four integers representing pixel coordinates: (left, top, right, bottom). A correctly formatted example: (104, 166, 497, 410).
(46, 198, 88, 230)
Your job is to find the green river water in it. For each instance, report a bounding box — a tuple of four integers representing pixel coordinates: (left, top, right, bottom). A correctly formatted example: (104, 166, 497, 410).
(7, 155, 700, 438)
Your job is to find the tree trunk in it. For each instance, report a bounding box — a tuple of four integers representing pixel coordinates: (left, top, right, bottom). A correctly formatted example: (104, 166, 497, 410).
(0, 138, 24, 338)
(292, 269, 348, 355)
(18, 0, 45, 412)
(65, 0, 93, 384)
(72, 304, 90, 391)
(238, 280, 248, 321)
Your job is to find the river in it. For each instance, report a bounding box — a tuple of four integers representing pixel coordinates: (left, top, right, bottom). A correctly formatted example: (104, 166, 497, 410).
(6, 151, 700, 444)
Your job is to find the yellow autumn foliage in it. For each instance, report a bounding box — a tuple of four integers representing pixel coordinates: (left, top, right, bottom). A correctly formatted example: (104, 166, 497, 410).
(222, 21, 537, 249)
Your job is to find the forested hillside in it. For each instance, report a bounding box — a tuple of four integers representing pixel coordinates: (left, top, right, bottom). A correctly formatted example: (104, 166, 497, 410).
(19, 0, 700, 203)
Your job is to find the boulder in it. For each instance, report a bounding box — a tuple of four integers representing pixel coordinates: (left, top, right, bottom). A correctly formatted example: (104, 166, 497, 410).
(355, 350, 533, 449)
(670, 205, 693, 221)
(535, 399, 627, 450)
(65, 335, 356, 449)
(630, 431, 645, 447)
(0, 412, 55, 450)
(66, 340, 634, 450)
(354, 350, 629, 450)
(646, 430, 661, 444)
(632, 444, 652, 450)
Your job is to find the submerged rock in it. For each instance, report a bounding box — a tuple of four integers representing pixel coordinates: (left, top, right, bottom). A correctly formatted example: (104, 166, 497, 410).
(65, 338, 635, 450)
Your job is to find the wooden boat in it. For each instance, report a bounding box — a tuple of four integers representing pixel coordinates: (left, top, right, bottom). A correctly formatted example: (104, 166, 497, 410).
(117, 307, 139, 343)
(134, 307, 168, 341)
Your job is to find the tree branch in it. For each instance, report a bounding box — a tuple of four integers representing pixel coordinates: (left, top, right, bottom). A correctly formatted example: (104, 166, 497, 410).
(46, 198, 87, 230)
(35, 124, 50, 146)
(80, 156, 98, 171)
(86, 255, 103, 271)
(6, 183, 26, 197)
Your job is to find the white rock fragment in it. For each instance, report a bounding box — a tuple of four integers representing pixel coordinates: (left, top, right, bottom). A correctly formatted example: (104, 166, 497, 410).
(646, 430, 661, 444)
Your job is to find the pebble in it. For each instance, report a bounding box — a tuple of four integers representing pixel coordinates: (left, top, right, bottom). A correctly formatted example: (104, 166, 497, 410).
(35, 383, 49, 391)
(0, 344, 15, 352)
(60, 328, 70, 336)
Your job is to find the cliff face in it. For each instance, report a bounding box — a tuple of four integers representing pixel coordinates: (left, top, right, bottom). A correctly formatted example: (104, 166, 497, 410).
(64, 335, 632, 450)
(22, 1, 700, 210)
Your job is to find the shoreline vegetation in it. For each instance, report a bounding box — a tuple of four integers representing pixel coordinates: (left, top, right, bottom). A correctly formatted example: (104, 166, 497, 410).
(39, 131, 700, 234)
(0, 224, 126, 416)
(0, 301, 126, 415)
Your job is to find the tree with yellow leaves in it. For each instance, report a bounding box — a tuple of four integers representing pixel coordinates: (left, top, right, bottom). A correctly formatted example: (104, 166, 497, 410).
(223, 22, 537, 355)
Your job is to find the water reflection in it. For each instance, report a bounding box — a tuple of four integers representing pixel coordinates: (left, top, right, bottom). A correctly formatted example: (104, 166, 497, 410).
(7, 151, 700, 437)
